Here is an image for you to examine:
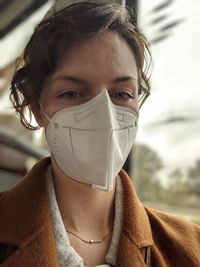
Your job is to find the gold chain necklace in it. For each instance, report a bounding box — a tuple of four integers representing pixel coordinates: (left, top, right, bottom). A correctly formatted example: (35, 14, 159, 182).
(66, 229, 112, 245)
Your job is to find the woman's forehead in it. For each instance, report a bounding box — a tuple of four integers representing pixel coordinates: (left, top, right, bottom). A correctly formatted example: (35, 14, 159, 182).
(52, 32, 138, 80)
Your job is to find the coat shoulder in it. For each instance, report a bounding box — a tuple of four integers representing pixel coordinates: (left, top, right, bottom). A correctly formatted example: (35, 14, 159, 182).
(145, 206, 200, 266)
(145, 206, 200, 236)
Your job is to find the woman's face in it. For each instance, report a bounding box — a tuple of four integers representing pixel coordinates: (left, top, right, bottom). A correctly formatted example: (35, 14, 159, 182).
(37, 32, 139, 127)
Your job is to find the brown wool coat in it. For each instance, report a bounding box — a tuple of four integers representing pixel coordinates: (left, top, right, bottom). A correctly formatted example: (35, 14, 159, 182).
(0, 158, 200, 267)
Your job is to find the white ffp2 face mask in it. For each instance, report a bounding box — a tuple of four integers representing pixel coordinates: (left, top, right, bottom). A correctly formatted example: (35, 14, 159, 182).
(42, 90, 138, 191)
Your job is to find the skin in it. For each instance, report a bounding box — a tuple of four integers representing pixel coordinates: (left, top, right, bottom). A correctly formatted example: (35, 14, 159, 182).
(34, 32, 139, 266)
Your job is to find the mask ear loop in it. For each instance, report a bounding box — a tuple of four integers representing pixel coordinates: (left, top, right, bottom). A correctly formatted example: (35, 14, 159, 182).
(39, 102, 52, 123)
(121, 0, 126, 7)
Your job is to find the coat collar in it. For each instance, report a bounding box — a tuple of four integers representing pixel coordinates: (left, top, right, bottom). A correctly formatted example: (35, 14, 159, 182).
(117, 170, 153, 266)
(119, 169, 153, 248)
(0, 158, 52, 248)
(0, 158, 153, 266)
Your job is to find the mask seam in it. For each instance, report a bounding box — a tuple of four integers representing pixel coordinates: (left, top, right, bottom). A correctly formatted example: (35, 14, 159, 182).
(68, 128, 87, 179)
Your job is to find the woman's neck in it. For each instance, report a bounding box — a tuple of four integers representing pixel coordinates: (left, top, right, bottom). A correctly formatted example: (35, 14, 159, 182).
(51, 157, 115, 239)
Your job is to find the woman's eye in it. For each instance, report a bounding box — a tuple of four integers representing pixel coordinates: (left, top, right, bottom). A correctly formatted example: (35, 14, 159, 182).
(111, 91, 135, 100)
(59, 90, 81, 99)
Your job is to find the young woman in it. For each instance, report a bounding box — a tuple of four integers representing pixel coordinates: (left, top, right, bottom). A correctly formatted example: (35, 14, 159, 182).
(0, 1, 199, 266)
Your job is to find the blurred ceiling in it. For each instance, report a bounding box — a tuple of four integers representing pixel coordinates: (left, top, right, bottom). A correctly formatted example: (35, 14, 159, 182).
(0, 0, 49, 38)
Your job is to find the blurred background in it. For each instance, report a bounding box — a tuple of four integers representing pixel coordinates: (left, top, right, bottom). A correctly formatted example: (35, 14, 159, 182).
(0, 0, 199, 223)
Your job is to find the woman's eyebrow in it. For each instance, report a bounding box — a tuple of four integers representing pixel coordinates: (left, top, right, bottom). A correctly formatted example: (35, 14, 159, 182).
(53, 75, 137, 85)
(53, 75, 90, 85)
(111, 76, 138, 84)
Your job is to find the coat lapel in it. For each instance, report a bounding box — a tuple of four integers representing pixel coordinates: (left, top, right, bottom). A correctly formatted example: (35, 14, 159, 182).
(116, 170, 153, 267)
(0, 158, 58, 267)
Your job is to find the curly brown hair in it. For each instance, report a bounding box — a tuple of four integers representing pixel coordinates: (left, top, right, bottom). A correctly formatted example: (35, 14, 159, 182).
(10, 0, 151, 130)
